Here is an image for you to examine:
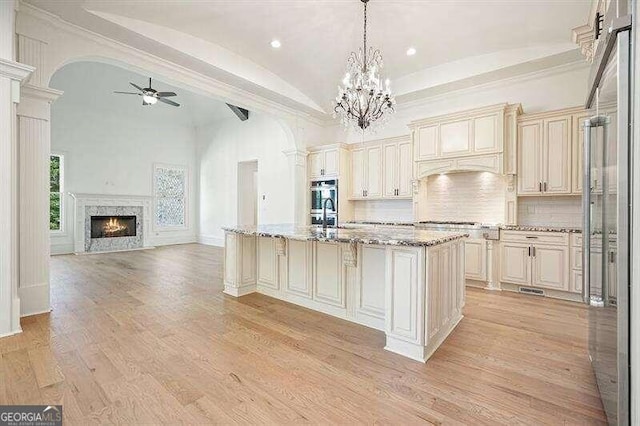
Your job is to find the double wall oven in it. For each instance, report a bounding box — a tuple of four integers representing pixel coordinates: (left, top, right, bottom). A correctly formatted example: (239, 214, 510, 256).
(310, 179, 338, 227)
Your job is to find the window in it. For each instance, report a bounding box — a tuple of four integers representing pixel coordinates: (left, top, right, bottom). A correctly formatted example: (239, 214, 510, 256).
(154, 164, 187, 228)
(50, 154, 64, 232)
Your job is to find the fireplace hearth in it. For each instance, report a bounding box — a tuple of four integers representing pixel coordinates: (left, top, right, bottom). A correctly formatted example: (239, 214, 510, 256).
(90, 215, 137, 239)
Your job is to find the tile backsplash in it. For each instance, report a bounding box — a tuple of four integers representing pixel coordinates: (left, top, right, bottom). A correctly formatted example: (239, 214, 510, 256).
(517, 196, 582, 228)
(353, 199, 414, 222)
(423, 172, 506, 224)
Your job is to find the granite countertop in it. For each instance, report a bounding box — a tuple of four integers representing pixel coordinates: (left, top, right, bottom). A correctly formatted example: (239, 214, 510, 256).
(500, 225, 582, 233)
(222, 224, 468, 247)
(342, 220, 415, 227)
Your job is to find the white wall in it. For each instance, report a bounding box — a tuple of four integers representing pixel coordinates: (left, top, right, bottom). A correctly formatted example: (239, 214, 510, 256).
(50, 102, 199, 254)
(517, 196, 582, 228)
(197, 113, 294, 246)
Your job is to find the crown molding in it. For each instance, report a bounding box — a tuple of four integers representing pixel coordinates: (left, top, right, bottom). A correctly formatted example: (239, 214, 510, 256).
(0, 58, 34, 83)
(17, 1, 327, 127)
(396, 54, 589, 112)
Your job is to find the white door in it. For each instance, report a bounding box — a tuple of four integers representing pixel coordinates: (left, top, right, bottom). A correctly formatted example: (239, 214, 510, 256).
(543, 116, 571, 194)
(500, 243, 531, 285)
(308, 152, 323, 178)
(237, 160, 258, 226)
(517, 121, 543, 195)
(473, 114, 498, 153)
(383, 143, 398, 198)
(366, 145, 383, 198)
(464, 240, 486, 281)
(531, 244, 568, 290)
(350, 148, 364, 199)
(323, 149, 339, 176)
(572, 112, 592, 194)
(397, 141, 413, 197)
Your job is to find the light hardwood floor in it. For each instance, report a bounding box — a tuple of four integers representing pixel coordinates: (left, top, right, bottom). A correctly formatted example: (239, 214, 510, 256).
(0, 244, 605, 424)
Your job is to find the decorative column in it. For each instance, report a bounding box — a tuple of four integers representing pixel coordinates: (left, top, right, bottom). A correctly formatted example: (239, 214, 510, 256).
(16, 84, 62, 316)
(0, 0, 34, 337)
(283, 148, 308, 225)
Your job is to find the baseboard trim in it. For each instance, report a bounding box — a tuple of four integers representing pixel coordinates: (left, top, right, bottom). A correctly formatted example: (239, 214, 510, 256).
(198, 234, 224, 247)
(19, 283, 50, 317)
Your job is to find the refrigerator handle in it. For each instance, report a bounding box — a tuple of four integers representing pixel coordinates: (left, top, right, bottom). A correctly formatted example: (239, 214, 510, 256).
(582, 118, 592, 304)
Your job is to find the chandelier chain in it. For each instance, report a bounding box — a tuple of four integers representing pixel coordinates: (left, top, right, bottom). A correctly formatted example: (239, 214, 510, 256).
(363, 1, 367, 68)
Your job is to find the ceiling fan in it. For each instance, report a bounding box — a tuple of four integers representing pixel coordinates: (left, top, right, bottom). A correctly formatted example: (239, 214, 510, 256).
(114, 77, 180, 107)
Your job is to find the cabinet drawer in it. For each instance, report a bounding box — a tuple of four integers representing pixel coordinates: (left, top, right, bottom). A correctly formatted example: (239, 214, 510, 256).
(501, 231, 568, 246)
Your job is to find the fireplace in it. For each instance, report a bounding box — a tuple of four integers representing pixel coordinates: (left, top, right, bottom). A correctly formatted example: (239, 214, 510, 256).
(90, 215, 137, 239)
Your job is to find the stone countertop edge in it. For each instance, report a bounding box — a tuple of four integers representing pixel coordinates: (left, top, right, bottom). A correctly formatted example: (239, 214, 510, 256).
(221, 227, 468, 247)
(500, 225, 582, 233)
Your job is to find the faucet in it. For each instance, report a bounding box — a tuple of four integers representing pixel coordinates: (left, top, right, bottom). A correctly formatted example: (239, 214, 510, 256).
(322, 198, 336, 230)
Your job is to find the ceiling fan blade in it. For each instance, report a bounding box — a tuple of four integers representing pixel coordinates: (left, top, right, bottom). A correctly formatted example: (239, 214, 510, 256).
(130, 82, 144, 92)
(158, 97, 180, 107)
(114, 91, 141, 95)
(156, 92, 177, 97)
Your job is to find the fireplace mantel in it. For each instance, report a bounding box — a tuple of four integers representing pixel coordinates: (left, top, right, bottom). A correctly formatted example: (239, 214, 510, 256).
(69, 193, 154, 253)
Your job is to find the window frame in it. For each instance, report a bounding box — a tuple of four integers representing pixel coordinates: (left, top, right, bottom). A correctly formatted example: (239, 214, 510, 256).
(152, 163, 189, 231)
(49, 153, 65, 235)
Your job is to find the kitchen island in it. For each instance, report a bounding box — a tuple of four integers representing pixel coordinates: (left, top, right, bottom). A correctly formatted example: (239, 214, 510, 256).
(222, 224, 467, 362)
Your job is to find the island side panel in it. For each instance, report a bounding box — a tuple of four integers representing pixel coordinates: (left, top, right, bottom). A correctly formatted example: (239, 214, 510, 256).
(384, 246, 427, 362)
(424, 239, 466, 361)
(223, 231, 257, 297)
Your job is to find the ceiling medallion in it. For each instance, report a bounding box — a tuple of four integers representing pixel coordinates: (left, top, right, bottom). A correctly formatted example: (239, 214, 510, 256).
(333, 0, 395, 133)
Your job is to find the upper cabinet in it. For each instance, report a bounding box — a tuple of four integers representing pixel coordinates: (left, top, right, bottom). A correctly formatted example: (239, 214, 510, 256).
(308, 145, 347, 179)
(410, 104, 511, 162)
(349, 136, 412, 200)
(517, 107, 591, 197)
(409, 103, 521, 178)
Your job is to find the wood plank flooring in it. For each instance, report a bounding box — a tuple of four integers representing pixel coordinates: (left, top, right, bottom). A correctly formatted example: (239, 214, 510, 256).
(0, 243, 605, 424)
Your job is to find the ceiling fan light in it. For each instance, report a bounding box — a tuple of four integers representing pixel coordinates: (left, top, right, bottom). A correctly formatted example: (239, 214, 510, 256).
(142, 94, 157, 105)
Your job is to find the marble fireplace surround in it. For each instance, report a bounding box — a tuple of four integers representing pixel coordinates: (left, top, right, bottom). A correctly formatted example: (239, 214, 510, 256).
(70, 193, 154, 253)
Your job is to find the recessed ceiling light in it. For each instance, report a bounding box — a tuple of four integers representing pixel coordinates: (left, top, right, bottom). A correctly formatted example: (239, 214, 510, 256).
(406, 47, 416, 56)
(270, 39, 281, 48)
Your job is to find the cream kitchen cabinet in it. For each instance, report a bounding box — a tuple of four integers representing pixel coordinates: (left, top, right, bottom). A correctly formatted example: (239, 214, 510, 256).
(350, 137, 412, 200)
(410, 104, 507, 162)
(517, 114, 572, 195)
(308, 145, 343, 179)
(350, 145, 382, 199)
(500, 231, 569, 292)
(464, 239, 487, 281)
(383, 140, 413, 198)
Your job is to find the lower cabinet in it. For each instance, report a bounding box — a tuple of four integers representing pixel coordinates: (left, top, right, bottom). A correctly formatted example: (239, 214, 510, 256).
(499, 231, 569, 292)
(464, 239, 487, 281)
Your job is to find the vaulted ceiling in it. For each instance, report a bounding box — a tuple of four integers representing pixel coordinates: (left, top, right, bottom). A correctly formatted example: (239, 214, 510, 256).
(25, 0, 592, 118)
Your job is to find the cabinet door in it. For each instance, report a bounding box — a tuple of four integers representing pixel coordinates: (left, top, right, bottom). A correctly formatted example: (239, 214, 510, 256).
(517, 121, 543, 195)
(440, 119, 472, 157)
(323, 149, 339, 176)
(572, 112, 591, 194)
(308, 152, 323, 178)
(500, 243, 530, 285)
(543, 116, 571, 194)
(465, 239, 486, 281)
(365, 145, 383, 198)
(416, 125, 438, 160)
(350, 148, 364, 198)
(383, 143, 398, 198)
(397, 141, 413, 197)
(473, 114, 499, 153)
(531, 244, 569, 291)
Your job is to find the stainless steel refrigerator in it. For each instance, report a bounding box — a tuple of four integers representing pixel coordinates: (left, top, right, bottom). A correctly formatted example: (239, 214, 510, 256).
(582, 1, 633, 424)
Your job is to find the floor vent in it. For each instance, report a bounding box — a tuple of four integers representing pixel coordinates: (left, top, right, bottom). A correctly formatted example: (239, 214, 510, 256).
(519, 287, 545, 296)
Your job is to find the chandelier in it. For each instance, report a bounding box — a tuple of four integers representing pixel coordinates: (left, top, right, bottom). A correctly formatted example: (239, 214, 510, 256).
(333, 0, 395, 132)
